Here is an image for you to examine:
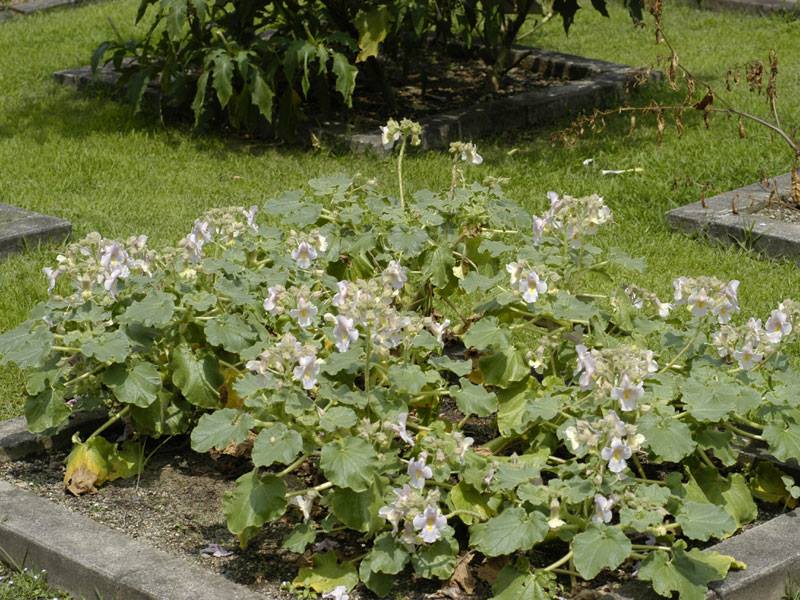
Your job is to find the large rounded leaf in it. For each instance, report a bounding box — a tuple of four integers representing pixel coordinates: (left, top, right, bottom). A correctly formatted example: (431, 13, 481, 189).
(223, 470, 286, 547)
(320, 437, 380, 492)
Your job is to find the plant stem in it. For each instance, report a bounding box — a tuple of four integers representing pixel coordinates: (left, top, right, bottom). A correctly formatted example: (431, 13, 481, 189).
(364, 329, 372, 397)
(285, 481, 333, 498)
(632, 544, 673, 552)
(276, 455, 307, 478)
(632, 453, 648, 479)
(87, 406, 131, 442)
(397, 137, 407, 211)
(444, 509, 484, 520)
(724, 422, 765, 441)
(63, 365, 105, 388)
(543, 550, 573, 572)
(658, 330, 701, 374)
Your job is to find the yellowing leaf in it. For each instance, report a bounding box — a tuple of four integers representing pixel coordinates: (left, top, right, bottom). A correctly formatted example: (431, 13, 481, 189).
(354, 6, 391, 63)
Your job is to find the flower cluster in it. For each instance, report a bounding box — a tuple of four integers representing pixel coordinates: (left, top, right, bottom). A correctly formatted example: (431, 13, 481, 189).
(179, 206, 258, 261)
(564, 411, 645, 475)
(380, 118, 423, 149)
(623, 284, 672, 318)
(263, 284, 323, 328)
(245, 333, 322, 390)
(712, 300, 799, 369)
(287, 229, 328, 269)
(574, 344, 657, 412)
(532, 192, 613, 247)
(43, 232, 155, 301)
(672, 276, 739, 323)
(449, 141, 483, 165)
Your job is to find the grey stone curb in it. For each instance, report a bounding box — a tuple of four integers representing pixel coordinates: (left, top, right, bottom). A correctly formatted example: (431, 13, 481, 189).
(54, 46, 657, 152)
(0, 411, 106, 462)
(666, 173, 800, 261)
(0, 480, 263, 600)
(678, 0, 799, 15)
(606, 508, 800, 600)
(0, 203, 71, 258)
(3, 0, 81, 16)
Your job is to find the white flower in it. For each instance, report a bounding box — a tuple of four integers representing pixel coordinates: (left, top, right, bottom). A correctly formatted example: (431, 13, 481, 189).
(429, 318, 450, 344)
(688, 289, 711, 317)
(313, 232, 329, 253)
(610, 374, 644, 412)
(765, 308, 792, 344)
(656, 301, 672, 318)
(600, 437, 632, 474)
(593, 494, 614, 524)
(459, 142, 483, 165)
(574, 344, 596, 390)
(291, 241, 317, 269)
(548, 497, 565, 529)
(407, 452, 433, 489)
(380, 122, 402, 149)
(322, 586, 350, 600)
(723, 279, 740, 307)
(378, 485, 414, 532)
(243, 206, 258, 231)
(453, 432, 474, 464)
(412, 505, 447, 544)
(713, 301, 736, 324)
(532, 216, 547, 245)
(519, 271, 547, 304)
(383, 260, 408, 290)
(378, 504, 403, 532)
(292, 353, 321, 390)
(263, 286, 283, 315)
(506, 262, 524, 285)
(290, 493, 315, 522)
(332, 281, 350, 308)
(390, 412, 415, 447)
(328, 313, 359, 352)
(43, 267, 61, 293)
(673, 277, 688, 302)
(733, 343, 762, 371)
(290, 297, 318, 328)
(564, 426, 581, 452)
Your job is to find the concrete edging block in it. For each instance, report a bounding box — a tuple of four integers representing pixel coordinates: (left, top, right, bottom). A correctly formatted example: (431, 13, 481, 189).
(0, 411, 106, 462)
(0, 480, 263, 600)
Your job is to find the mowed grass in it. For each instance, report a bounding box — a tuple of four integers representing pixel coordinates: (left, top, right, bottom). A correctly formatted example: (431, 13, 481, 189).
(0, 1, 799, 418)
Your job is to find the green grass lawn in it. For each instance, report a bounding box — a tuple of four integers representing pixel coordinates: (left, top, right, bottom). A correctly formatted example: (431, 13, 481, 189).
(0, 1, 799, 419)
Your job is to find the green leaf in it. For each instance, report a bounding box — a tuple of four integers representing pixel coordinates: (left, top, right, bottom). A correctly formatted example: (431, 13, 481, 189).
(252, 423, 303, 467)
(354, 5, 391, 62)
(763, 422, 800, 462)
(81, 329, 131, 364)
(470, 507, 548, 557)
(212, 51, 234, 108)
(479, 348, 530, 387)
(319, 406, 358, 432)
(359, 557, 393, 596)
(446, 482, 499, 525)
(491, 563, 555, 600)
(170, 344, 223, 408)
(387, 226, 428, 256)
(204, 314, 256, 353)
(282, 522, 316, 554)
(331, 52, 357, 105)
(119, 291, 175, 328)
(293, 552, 357, 594)
(638, 412, 696, 462)
(183, 290, 217, 312)
(24, 387, 70, 433)
(427, 243, 454, 289)
(102, 361, 161, 407)
(223, 470, 286, 547)
(572, 525, 632, 579)
(330, 487, 381, 533)
(251, 71, 275, 121)
(410, 536, 458, 579)
(191, 70, 210, 126)
(191, 408, 255, 453)
(638, 542, 736, 600)
(0, 321, 53, 368)
(452, 378, 498, 417)
(320, 437, 380, 492)
(676, 501, 737, 541)
(608, 247, 646, 272)
(429, 356, 472, 377)
(388, 364, 427, 395)
(463, 317, 508, 351)
(364, 533, 409, 575)
(460, 272, 502, 294)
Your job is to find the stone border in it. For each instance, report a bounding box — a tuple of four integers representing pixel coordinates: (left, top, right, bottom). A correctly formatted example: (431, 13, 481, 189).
(666, 173, 800, 260)
(0, 411, 106, 462)
(1, 0, 81, 17)
(680, 0, 799, 15)
(53, 46, 657, 153)
(0, 203, 71, 258)
(0, 480, 262, 600)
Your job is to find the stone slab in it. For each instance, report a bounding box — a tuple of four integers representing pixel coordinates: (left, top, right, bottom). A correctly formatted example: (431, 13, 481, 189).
(0, 203, 71, 257)
(682, 0, 800, 14)
(0, 411, 106, 462)
(9, 0, 79, 14)
(54, 46, 657, 153)
(666, 173, 800, 260)
(0, 479, 263, 600)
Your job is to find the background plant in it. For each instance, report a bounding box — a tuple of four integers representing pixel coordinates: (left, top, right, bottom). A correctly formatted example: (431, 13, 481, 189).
(92, 0, 645, 137)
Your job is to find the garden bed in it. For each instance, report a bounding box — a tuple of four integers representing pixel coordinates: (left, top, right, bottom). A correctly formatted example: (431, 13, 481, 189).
(666, 172, 800, 261)
(53, 45, 655, 152)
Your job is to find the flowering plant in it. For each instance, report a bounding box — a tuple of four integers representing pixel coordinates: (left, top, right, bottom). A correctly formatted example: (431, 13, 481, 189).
(4, 121, 800, 599)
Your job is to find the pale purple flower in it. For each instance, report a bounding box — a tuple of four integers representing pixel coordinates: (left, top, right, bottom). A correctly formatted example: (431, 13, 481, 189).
(723, 279, 740, 307)
(532, 216, 547, 244)
(610, 374, 644, 412)
(407, 452, 433, 489)
(688, 289, 711, 318)
(263, 285, 283, 315)
(378, 484, 414, 532)
(593, 494, 614, 524)
(713, 301, 736, 324)
(291, 241, 317, 269)
(429, 318, 450, 344)
(293, 353, 321, 389)
(290, 297, 318, 328)
(733, 343, 762, 371)
(322, 586, 350, 600)
(673, 277, 688, 302)
(601, 437, 632, 474)
(412, 505, 447, 544)
(332, 281, 350, 307)
(765, 308, 792, 344)
(506, 262, 524, 285)
(383, 260, 408, 290)
(453, 432, 474, 464)
(200, 543, 234, 558)
(519, 271, 547, 304)
(243, 206, 258, 231)
(574, 344, 596, 390)
(328, 313, 359, 352)
(390, 412, 415, 446)
(42, 267, 61, 293)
